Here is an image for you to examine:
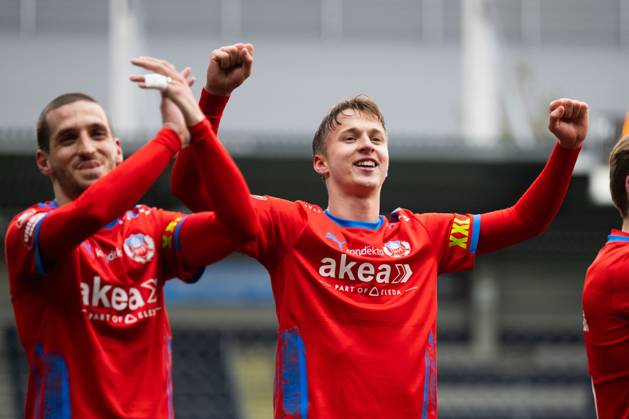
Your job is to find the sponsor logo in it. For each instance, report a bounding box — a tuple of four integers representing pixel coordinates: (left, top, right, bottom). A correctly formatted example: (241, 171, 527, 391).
(318, 254, 413, 284)
(123, 233, 155, 263)
(22, 212, 46, 247)
(448, 217, 471, 249)
(303, 203, 322, 213)
(383, 240, 411, 258)
(162, 217, 183, 249)
(80, 277, 159, 325)
(16, 209, 37, 229)
(325, 232, 346, 250)
(95, 247, 123, 263)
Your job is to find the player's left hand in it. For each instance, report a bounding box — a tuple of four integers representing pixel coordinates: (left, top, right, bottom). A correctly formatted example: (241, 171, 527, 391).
(548, 98, 589, 149)
(205, 43, 254, 97)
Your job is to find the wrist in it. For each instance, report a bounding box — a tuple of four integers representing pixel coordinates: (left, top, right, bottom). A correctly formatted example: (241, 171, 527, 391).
(204, 84, 232, 98)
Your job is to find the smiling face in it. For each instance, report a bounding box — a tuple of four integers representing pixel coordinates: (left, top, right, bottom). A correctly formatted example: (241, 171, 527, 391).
(313, 108, 389, 198)
(36, 100, 123, 204)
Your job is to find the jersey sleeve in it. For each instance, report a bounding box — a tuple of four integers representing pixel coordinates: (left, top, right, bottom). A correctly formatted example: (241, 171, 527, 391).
(171, 90, 229, 213)
(151, 208, 206, 283)
(237, 195, 307, 269)
(416, 212, 479, 274)
(4, 206, 54, 283)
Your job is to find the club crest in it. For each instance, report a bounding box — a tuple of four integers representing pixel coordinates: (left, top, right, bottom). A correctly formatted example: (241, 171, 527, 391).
(123, 233, 155, 264)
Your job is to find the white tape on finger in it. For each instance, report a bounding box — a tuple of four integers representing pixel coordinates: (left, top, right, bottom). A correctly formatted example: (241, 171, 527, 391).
(144, 74, 171, 91)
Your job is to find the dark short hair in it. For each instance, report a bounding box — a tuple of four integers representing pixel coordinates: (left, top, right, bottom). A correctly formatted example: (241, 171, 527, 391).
(312, 95, 386, 156)
(36, 92, 104, 152)
(609, 135, 629, 217)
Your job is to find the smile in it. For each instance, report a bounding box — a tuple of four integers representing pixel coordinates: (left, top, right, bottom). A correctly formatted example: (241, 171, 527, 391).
(354, 159, 378, 168)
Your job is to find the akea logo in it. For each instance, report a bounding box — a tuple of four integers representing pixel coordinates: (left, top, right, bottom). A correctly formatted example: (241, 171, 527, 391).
(318, 254, 412, 284)
(80, 277, 159, 325)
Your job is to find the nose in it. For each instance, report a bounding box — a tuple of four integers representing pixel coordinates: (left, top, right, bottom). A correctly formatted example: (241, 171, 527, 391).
(357, 133, 374, 153)
(76, 132, 97, 156)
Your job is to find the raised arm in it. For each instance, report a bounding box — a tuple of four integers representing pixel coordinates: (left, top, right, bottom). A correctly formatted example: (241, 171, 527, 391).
(476, 98, 588, 254)
(131, 55, 258, 246)
(171, 43, 254, 212)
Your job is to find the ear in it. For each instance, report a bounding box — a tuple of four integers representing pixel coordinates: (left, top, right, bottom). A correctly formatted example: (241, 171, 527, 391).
(313, 153, 329, 177)
(114, 137, 123, 165)
(36, 149, 53, 177)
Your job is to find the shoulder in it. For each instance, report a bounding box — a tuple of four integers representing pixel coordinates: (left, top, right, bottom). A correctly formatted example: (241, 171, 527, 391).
(6, 202, 56, 247)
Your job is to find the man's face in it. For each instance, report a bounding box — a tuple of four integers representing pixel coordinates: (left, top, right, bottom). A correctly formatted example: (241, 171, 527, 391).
(36, 100, 122, 200)
(313, 109, 389, 197)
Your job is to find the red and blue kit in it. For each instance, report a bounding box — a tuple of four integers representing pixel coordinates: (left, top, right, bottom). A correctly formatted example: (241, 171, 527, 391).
(5, 119, 257, 418)
(583, 230, 629, 419)
(241, 196, 478, 418)
(171, 90, 581, 418)
(7, 203, 197, 419)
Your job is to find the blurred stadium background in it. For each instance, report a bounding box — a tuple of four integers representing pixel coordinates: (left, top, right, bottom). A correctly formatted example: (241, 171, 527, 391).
(1, 0, 628, 417)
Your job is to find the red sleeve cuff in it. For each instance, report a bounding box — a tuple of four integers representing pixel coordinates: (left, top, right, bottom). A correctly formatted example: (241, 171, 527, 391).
(552, 141, 581, 164)
(199, 88, 230, 118)
(188, 118, 214, 144)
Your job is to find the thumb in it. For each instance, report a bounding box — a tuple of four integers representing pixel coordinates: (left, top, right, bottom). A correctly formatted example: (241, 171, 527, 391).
(550, 105, 564, 121)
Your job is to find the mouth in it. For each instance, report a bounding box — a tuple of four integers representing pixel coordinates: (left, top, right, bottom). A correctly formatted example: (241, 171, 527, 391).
(353, 158, 378, 169)
(76, 160, 102, 170)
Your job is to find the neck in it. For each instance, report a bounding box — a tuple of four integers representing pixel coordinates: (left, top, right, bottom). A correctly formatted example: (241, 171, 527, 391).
(326, 186, 381, 223)
(622, 217, 629, 233)
(52, 182, 74, 207)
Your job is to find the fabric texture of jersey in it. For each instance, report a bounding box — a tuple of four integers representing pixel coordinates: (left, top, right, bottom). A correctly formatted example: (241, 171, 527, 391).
(583, 229, 629, 419)
(5, 202, 199, 419)
(241, 195, 478, 419)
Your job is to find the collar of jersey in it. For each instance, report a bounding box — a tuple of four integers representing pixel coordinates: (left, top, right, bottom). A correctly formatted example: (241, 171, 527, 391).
(608, 229, 629, 243)
(324, 210, 384, 231)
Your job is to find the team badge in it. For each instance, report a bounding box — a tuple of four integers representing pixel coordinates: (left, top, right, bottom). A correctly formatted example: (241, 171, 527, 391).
(123, 233, 155, 263)
(382, 240, 411, 258)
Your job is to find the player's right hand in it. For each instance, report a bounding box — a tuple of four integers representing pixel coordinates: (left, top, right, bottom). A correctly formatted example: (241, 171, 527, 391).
(205, 43, 254, 97)
(548, 98, 589, 150)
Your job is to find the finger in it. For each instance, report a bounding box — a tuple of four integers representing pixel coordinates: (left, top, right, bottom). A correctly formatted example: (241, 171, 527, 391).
(562, 101, 574, 120)
(180, 67, 192, 79)
(129, 74, 145, 83)
(188, 77, 196, 87)
(244, 43, 254, 55)
(131, 57, 180, 79)
(550, 106, 565, 122)
(548, 99, 563, 113)
(213, 50, 231, 69)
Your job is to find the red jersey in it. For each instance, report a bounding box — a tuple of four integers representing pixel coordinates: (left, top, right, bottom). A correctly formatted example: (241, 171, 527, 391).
(6, 202, 200, 419)
(583, 229, 629, 419)
(241, 195, 478, 419)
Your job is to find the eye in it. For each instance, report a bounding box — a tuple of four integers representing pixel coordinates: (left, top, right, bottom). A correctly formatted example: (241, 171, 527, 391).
(58, 134, 77, 145)
(91, 129, 107, 140)
(371, 137, 383, 144)
(344, 136, 356, 143)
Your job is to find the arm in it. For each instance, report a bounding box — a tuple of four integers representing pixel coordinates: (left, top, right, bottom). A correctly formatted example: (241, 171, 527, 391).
(39, 128, 182, 260)
(476, 98, 588, 254)
(172, 43, 254, 212)
(131, 55, 258, 244)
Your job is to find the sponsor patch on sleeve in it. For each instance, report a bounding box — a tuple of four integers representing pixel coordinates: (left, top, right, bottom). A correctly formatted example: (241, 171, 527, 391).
(162, 217, 183, 249)
(448, 216, 471, 250)
(21, 211, 46, 249)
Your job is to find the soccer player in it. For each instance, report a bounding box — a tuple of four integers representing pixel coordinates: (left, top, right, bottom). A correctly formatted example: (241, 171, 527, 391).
(172, 44, 589, 418)
(4, 57, 258, 418)
(582, 135, 629, 419)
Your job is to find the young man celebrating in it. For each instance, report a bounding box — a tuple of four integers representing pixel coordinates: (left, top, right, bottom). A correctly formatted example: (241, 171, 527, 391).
(4, 57, 257, 418)
(582, 135, 629, 419)
(173, 44, 589, 418)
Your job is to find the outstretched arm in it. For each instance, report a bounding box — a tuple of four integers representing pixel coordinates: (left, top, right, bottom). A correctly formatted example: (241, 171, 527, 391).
(172, 43, 254, 212)
(477, 98, 588, 254)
